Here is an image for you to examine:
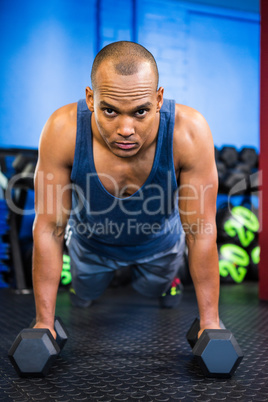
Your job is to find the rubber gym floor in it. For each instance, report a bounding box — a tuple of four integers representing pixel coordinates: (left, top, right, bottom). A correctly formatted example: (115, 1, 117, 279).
(0, 282, 267, 402)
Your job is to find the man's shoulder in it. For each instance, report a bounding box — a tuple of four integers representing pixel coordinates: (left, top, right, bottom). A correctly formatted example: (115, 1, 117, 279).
(174, 104, 208, 135)
(48, 102, 77, 130)
(39, 102, 78, 167)
(174, 103, 211, 146)
(173, 103, 213, 169)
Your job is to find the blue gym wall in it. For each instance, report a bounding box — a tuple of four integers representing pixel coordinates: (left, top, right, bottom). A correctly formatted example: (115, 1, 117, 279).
(0, 0, 260, 150)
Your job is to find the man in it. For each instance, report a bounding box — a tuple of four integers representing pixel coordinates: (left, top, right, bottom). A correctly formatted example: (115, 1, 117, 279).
(32, 41, 220, 340)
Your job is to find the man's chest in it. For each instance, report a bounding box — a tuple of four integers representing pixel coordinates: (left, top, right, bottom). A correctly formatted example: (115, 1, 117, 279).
(93, 151, 155, 198)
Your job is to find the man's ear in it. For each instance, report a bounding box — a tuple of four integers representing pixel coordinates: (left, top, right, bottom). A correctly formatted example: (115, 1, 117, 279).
(156, 87, 164, 112)
(85, 87, 94, 112)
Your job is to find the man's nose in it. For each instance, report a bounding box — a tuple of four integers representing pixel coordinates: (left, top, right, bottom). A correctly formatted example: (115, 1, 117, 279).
(117, 116, 135, 137)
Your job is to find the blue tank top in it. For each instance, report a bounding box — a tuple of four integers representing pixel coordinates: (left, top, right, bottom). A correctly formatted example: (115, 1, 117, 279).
(69, 98, 183, 260)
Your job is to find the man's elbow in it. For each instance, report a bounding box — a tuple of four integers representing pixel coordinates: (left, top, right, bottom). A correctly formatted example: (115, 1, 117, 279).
(32, 217, 67, 244)
(184, 221, 217, 246)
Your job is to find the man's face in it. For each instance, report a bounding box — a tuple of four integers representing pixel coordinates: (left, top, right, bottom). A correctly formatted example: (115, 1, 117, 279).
(86, 60, 164, 158)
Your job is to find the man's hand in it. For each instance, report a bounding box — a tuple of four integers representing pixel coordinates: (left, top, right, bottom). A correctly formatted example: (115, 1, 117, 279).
(33, 322, 57, 340)
(198, 322, 221, 339)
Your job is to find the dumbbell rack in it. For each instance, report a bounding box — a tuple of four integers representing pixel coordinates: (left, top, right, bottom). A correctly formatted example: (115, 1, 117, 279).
(0, 171, 28, 291)
(0, 148, 38, 292)
(0, 198, 10, 287)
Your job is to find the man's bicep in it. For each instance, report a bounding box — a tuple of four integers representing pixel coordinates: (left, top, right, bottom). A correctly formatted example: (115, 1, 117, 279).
(33, 121, 72, 234)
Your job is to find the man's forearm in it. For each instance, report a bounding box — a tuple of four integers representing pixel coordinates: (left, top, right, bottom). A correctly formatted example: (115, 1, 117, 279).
(32, 231, 64, 328)
(187, 235, 220, 329)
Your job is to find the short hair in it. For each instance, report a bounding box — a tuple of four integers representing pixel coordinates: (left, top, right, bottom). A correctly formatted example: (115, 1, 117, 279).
(91, 41, 159, 90)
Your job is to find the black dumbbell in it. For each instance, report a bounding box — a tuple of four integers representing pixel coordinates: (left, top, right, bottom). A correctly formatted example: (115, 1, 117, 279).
(239, 147, 258, 169)
(219, 146, 238, 168)
(8, 316, 68, 377)
(186, 318, 243, 378)
(222, 169, 248, 195)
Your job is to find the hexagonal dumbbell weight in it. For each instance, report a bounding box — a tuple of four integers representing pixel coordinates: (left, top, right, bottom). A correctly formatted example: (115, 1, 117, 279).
(186, 318, 244, 378)
(8, 316, 68, 377)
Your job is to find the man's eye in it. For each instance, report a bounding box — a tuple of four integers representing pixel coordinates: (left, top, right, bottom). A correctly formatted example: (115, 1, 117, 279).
(104, 108, 116, 116)
(135, 109, 147, 116)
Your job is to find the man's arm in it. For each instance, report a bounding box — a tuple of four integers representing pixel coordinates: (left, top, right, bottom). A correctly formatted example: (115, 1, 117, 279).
(177, 109, 220, 335)
(32, 105, 75, 338)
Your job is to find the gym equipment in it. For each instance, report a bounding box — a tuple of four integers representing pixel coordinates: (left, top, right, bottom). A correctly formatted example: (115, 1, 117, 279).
(61, 253, 72, 286)
(216, 161, 227, 193)
(249, 169, 259, 189)
(216, 202, 259, 283)
(218, 242, 249, 283)
(12, 153, 38, 176)
(8, 316, 68, 377)
(214, 146, 220, 161)
(217, 204, 259, 246)
(247, 238, 260, 280)
(219, 146, 238, 168)
(216, 146, 259, 196)
(0, 198, 10, 287)
(12, 161, 36, 189)
(216, 203, 233, 243)
(235, 162, 252, 174)
(186, 318, 243, 378)
(0, 148, 38, 291)
(221, 168, 248, 195)
(239, 147, 258, 169)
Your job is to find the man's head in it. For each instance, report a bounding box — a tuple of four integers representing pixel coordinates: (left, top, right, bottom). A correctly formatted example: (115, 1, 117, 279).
(86, 41, 164, 158)
(91, 41, 159, 91)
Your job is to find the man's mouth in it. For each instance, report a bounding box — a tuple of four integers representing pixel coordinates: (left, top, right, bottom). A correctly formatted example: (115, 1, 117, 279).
(115, 142, 137, 150)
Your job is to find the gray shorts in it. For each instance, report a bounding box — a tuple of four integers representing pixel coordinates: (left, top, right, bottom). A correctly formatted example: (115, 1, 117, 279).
(66, 229, 186, 301)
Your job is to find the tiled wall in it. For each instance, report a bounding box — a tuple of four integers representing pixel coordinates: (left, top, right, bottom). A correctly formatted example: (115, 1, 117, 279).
(0, 0, 260, 149)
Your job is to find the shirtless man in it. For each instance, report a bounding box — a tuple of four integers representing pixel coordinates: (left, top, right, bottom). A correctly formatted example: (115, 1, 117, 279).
(32, 41, 220, 340)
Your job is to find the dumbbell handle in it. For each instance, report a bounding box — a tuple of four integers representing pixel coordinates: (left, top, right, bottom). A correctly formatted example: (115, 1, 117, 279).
(187, 318, 226, 349)
(193, 328, 232, 355)
(30, 316, 68, 350)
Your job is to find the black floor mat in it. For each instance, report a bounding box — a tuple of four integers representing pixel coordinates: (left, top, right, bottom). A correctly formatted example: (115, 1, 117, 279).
(0, 282, 268, 401)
